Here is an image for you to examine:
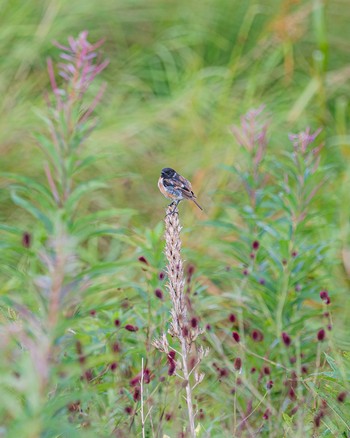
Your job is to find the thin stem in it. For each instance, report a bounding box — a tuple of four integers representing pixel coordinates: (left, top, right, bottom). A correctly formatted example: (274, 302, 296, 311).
(313, 343, 321, 408)
(276, 267, 290, 339)
(141, 358, 145, 438)
(47, 238, 66, 330)
(233, 374, 237, 432)
(180, 337, 196, 437)
(236, 390, 268, 430)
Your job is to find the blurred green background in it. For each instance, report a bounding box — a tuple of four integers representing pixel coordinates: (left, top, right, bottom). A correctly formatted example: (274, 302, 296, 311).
(1, 1, 350, 435)
(1, 0, 350, 228)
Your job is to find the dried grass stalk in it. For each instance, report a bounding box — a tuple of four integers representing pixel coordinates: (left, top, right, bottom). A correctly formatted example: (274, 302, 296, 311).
(153, 205, 208, 437)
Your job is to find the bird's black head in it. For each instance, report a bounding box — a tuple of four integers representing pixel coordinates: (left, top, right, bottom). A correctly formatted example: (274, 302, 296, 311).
(161, 168, 176, 178)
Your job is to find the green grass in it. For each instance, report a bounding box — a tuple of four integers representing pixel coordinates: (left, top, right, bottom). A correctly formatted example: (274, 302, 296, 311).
(0, 0, 350, 436)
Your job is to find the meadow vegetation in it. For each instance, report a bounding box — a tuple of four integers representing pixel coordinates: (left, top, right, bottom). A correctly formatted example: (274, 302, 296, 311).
(0, 1, 350, 436)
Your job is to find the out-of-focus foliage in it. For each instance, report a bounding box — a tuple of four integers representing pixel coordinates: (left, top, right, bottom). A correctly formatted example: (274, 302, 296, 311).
(0, 0, 350, 437)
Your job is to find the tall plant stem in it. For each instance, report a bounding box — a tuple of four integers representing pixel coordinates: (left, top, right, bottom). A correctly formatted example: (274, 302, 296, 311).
(180, 337, 196, 437)
(164, 205, 196, 437)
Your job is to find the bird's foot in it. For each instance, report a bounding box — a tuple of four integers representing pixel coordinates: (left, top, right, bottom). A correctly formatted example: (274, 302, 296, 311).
(166, 201, 179, 216)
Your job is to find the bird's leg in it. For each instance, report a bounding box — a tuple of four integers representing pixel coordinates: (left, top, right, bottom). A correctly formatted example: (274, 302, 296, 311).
(171, 200, 180, 215)
(166, 200, 180, 216)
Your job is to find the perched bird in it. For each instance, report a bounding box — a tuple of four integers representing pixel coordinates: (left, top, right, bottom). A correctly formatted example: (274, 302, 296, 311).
(158, 167, 203, 210)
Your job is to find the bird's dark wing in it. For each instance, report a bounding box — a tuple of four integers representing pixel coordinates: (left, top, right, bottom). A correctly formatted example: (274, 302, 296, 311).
(163, 173, 195, 199)
(163, 174, 203, 210)
(162, 177, 184, 197)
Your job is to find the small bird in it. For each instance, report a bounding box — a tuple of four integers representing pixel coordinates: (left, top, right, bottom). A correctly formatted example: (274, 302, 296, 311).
(158, 167, 203, 210)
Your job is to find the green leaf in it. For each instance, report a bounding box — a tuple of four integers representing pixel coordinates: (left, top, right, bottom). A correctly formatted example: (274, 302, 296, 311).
(282, 413, 293, 426)
(80, 260, 135, 279)
(1, 173, 54, 207)
(70, 208, 136, 234)
(33, 133, 62, 171)
(0, 224, 23, 235)
(204, 220, 240, 232)
(65, 180, 107, 213)
(10, 191, 53, 233)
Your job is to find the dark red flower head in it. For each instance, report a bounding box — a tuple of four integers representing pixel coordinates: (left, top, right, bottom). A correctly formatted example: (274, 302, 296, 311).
(138, 256, 148, 264)
(252, 240, 260, 250)
(263, 409, 270, 420)
(155, 288, 163, 299)
(228, 313, 236, 323)
(125, 406, 133, 415)
(22, 232, 32, 248)
(125, 324, 138, 332)
(133, 387, 140, 401)
(266, 380, 273, 389)
(232, 332, 240, 342)
(317, 329, 325, 341)
(234, 357, 242, 370)
(251, 329, 264, 342)
(187, 264, 195, 276)
(191, 317, 198, 328)
(263, 366, 270, 375)
(168, 350, 176, 361)
(337, 392, 347, 403)
(282, 332, 291, 347)
(168, 361, 176, 376)
(320, 290, 330, 305)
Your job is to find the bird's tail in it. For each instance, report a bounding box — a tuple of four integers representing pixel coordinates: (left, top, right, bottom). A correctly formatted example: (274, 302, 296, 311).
(192, 197, 203, 211)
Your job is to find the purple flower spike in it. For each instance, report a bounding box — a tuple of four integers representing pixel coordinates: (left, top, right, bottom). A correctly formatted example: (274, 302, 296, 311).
(48, 31, 109, 114)
(288, 127, 322, 153)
